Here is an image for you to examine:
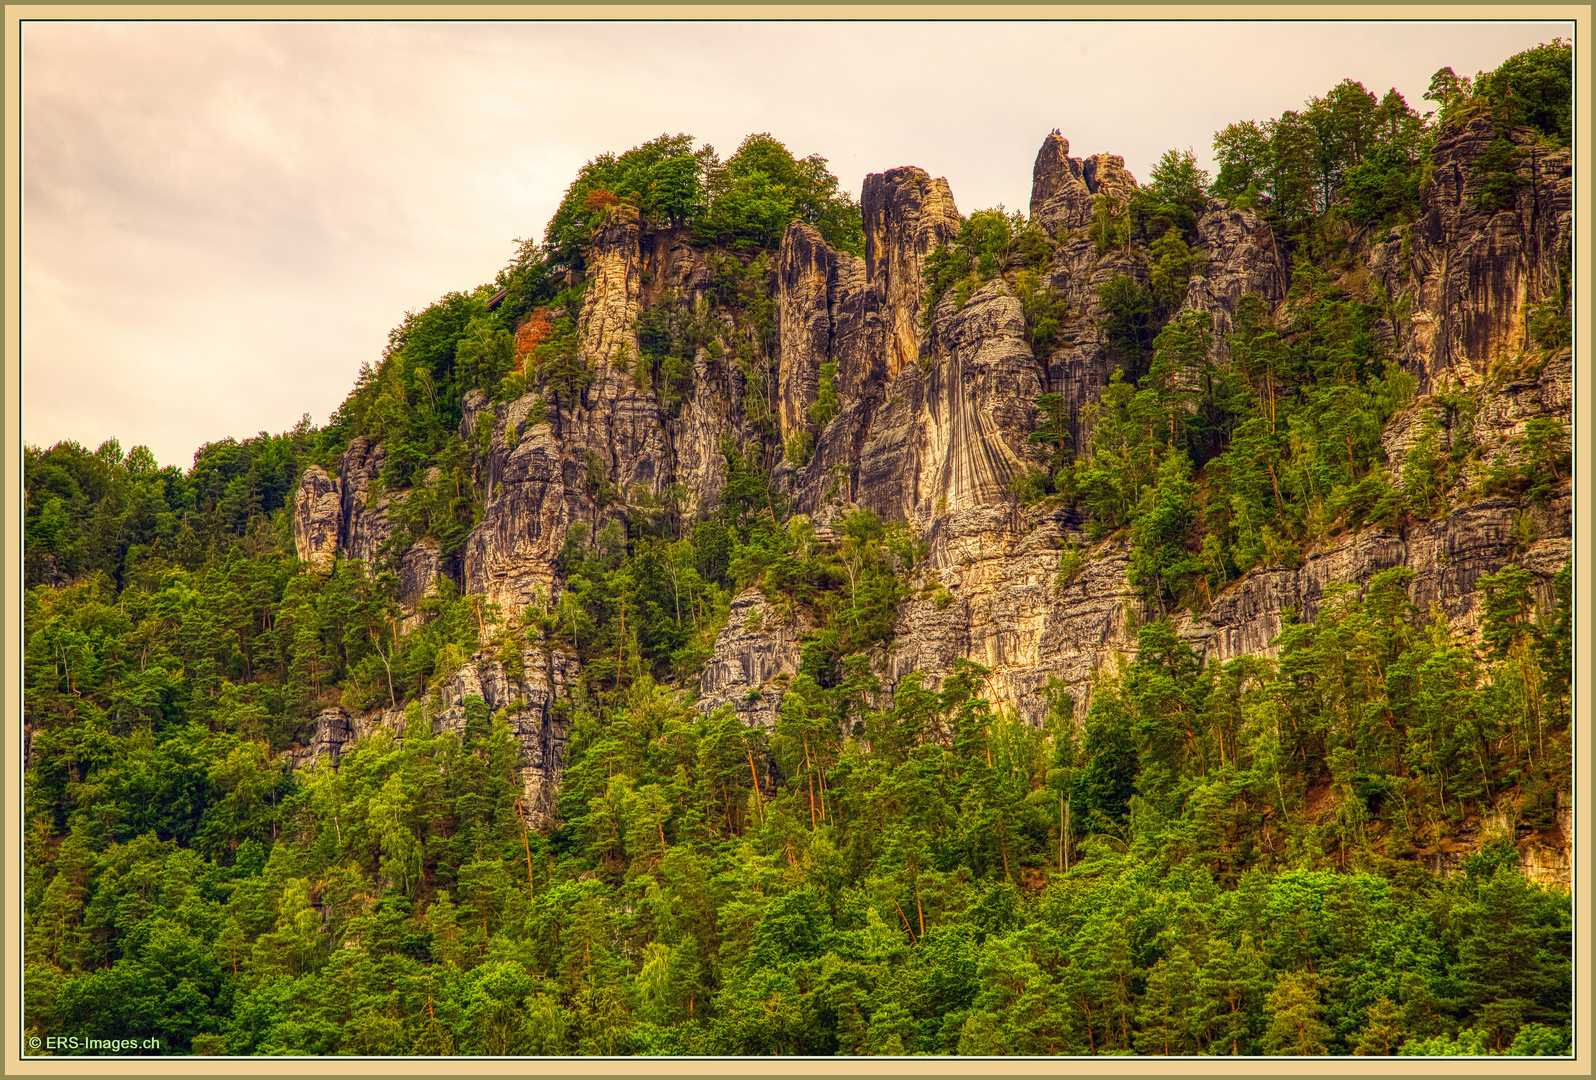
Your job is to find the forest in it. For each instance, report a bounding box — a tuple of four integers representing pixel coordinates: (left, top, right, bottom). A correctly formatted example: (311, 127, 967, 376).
(22, 43, 1574, 1057)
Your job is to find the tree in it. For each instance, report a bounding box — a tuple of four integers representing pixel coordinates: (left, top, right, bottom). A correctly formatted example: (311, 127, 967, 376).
(1147, 148, 1210, 215)
(1212, 121, 1270, 203)
(1477, 40, 1572, 145)
(1263, 972, 1331, 1055)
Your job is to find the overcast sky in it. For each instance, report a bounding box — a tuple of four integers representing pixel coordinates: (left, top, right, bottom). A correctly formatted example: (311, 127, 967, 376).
(22, 18, 1571, 469)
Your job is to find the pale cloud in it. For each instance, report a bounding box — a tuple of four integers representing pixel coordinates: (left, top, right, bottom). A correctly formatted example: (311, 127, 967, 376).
(22, 18, 1570, 468)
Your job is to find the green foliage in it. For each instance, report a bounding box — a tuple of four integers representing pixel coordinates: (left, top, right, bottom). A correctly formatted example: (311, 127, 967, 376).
(633, 293, 700, 409)
(783, 430, 815, 469)
(1024, 392, 1071, 496)
(921, 208, 1049, 331)
(1474, 40, 1572, 146)
(695, 133, 863, 255)
(22, 456, 1574, 1059)
(1527, 301, 1572, 351)
(544, 133, 712, 272)
(1015, 270, 1068, 361)
(808, 362, 839, 431)
(1472, 135, 1526, 213)
(1146, 148, 1210, 215)
(1079, 260, 1420, 610)
(1214, 79, 1429, 228)
(1096, 275, 1157, 375)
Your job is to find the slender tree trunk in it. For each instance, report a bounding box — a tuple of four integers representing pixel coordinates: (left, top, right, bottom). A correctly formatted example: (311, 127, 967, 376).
(1267, 462, 1286, 515)
(516, 800, 536, 902)
(893, 899, 918, 944)
(745, 745, 764, 825)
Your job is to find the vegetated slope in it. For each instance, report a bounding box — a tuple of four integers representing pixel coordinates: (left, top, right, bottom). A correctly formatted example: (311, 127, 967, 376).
(22, 45, 1574, 1057)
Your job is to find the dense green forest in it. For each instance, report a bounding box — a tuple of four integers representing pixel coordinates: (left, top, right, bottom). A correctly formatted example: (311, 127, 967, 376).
(23, 44, 1574, 1057)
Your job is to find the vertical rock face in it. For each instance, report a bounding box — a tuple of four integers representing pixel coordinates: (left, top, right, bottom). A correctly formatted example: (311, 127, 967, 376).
(775, 224, 836, 442)
(698, 588, 803, 729)
(1082, 153, 1138, 203)
(862, 166, 961, 378)
(288, 123, 1571, 882)
(779, 167, 963, 518)
(293, 465, 340, 576)
(462, 390, 574, 614)
(1184, 200, 1290, 353)
(1366, 115, 1571, 390)
(891, 510, 1136, 725)
(397, 539, 442, 625)
(783, 243, 886, 515)
(337, 436, 395, 566)
(287, 707, 355, 769)
(429, 648, 581, 826)
(1029, 133, 1092, 233)
(578, 205, 646, 370)
(912, 280, 1041, 524)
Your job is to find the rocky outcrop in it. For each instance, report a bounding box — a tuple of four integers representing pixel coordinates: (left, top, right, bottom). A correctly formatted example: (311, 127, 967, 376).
(287, 706, 355, 769)
(1181, 492, 1570, 666)
(462, 391, 574, 615)
(293, 465, 340, 576)
(1029, 133, 1093, 233)
(1031, 136, 1144, 236)
(336, 436, 395, 566)
(862, 166, 961, 378)
(1185, 200, 1290, 353)
(1082, 153, 1138, 204)
(1364, 115, 1571, 391)
(290, 440, 436, 610)
(775, 224, 835, 443)
(892, 506, 1135, 725)
(781, 167, 959, 515)
(912, 280, 1041, 523)
(285, 123, 1572, 875)
(578, 204, 645, 370)
(429, 648, 581, 826)
(698, 588, 803, 729)
(397, 539, 442, 627)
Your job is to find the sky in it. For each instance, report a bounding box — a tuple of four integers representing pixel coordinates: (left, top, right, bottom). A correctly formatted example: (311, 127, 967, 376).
(21, 18, 1572, 469)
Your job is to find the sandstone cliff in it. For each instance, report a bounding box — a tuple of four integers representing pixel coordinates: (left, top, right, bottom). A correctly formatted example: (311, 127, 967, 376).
(291, 123, 1573, 880)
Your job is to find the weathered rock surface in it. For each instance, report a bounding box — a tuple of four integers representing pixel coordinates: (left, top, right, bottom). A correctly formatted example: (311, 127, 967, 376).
(862, 166, 961, 378)
(292, 465, 340, 576)
(775, 223, 835, 443)
(287, 123, 1572, 885)
(1030, 132, 1093, 233)
(1184, 200, 1290, 354)
(397, 539, 442, 627)
(912, 280, 1042, 523)
(462, 393, 574, 614)
(1364, 115, 1571, 391)
(429, 648, 581, 826)
(1180, 493, 1570, 666)
(782, 167, 957, 515)
(698, 588, 803, 729)
(287, 706, 355, 769)
(1082, 153, 1138, 204)
(336, 436, 395, 566)
(891, 505, 1135, 725)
